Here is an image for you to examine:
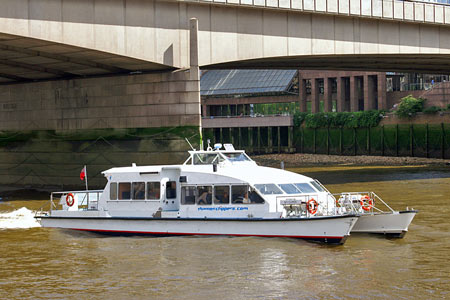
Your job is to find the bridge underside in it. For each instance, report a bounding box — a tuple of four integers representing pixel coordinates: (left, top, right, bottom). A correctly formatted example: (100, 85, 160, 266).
(205, 54, 450, 74)
(0, 33, 174, 84)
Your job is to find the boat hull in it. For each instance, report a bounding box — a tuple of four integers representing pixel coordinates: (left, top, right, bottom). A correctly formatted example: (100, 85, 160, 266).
(351, 210, 417, 237)
(38, 215, 359, 245)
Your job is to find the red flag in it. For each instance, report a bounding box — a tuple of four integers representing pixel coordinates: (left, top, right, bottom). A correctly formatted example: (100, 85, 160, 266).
(80, 166, 86, 181)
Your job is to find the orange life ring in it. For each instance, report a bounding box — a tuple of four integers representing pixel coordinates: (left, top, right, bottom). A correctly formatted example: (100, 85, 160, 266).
(66, 193, 75, 207)
(307, 198, 319, 215)
(360, 195, 373, 211)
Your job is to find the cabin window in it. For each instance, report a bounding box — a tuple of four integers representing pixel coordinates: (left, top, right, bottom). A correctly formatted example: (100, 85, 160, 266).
(110, 182, 117, 200)
(193, 153, 221, 165)
(310, 181, 325, 192)
(147, 182, 160, 200)
(232, 185, 249, 204)
(132, 182, 145, 200)
(294, 183, 316, 194)
(214, 186, 230, 204)
(196, 186, 212, 205)
(222, 152, 251, 162)
(166, 181, 176, 199)
(254, 184, 282, 195)
(118, 183, 131, 200)
(181, 186, 196, 205)
(279, 184, 301, 194)
(248, 190, 265, 204)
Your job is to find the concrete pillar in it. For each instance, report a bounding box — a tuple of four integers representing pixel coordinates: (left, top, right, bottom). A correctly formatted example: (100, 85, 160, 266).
(238, 127, 242, 148)
(248, 127, 253, 152)
(189, 18, 199, 81)
(277, 126, 281, 153)
(202, 104, 207, 117)
(257, 127, 261, 152)
(364, 75, 376, 111)
(324, 77, 333, 112)
(378, 74, 387, 110)
(364, 75, 377, 111)
(350, 76, 359, 112)
(311, 78, 320, 113)
(299, 77, 307, 112)
(337, 77, 346, 112)
(230, 128, 234, 145)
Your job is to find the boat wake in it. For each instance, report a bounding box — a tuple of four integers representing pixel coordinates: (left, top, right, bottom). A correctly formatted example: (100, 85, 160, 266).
(0, 207, 41, 229)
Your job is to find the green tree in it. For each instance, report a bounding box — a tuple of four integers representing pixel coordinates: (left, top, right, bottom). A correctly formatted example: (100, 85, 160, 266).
(395, 95, 425, 118)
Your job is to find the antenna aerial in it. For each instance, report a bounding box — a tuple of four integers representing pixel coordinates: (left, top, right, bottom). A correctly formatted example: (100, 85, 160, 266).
(185, 138, 196, 151)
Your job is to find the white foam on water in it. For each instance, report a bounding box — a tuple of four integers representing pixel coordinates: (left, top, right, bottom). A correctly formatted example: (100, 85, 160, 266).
(0, 207, 41, 229)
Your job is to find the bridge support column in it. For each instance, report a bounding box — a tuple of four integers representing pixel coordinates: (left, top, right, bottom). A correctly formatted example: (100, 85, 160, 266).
(324, 77, 333, 112)
(337, 77, 346, 112)
(298, 77, 307, 112)
(350, 76, 359, 112)
(378, 74, 387, 110)
(364, 75, 376, 111)
(311, 78, 320, 113)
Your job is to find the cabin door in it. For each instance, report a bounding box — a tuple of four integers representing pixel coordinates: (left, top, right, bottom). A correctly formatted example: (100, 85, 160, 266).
(160, 169, 180, 211)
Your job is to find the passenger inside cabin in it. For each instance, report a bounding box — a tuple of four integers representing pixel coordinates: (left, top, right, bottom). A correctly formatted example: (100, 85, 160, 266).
(197, 187, 212, 205)
(213, 186, 229, 204)
(232, 185, 249, 204)
(147, 182, 161, 200)
(221, 191, 229, 204)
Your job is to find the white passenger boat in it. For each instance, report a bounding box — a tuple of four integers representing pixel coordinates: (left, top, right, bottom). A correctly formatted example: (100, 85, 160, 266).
(335, 192, 417, 237)
(36, 143, 359, 245)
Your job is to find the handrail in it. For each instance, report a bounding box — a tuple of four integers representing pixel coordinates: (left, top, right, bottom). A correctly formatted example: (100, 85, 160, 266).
(49, 190, 104, 213)
(277, 192, 333, 217)
(190, 0, 450, 25)
(332, 191, 395, 213)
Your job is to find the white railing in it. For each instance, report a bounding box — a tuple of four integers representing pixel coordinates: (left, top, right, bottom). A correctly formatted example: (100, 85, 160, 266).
(277, 192, 335, 217)
(333, 191, 395, 214)
(191, 0, 450, 25)
(49, 190, 103, 212)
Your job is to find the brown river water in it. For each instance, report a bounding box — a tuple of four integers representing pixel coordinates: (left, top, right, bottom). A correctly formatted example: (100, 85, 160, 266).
(0, 165, 449, 299)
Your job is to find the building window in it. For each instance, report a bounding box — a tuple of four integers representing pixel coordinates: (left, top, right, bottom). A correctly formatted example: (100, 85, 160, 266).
(147, 182, 160, 200)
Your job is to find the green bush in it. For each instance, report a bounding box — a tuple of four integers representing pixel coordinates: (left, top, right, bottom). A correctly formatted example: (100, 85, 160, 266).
(446, 104, 450, 111)
(395, 95, 425, 118)
(293, 112, 308, 127)
(423, 106, 442, 114)
(297, 110, 384, 129)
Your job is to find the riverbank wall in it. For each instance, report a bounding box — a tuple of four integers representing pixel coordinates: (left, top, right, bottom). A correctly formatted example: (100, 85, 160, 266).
(202, 117, 450, 159)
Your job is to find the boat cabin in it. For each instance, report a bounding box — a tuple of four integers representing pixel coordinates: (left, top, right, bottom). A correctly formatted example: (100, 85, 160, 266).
(97, 144, 332, 219)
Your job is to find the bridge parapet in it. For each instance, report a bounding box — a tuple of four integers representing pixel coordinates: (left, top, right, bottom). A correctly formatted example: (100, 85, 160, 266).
(189, 0, 450, 25)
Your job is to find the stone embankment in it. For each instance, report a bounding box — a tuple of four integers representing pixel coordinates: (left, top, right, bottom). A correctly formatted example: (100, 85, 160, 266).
(253, 153, 449, 168)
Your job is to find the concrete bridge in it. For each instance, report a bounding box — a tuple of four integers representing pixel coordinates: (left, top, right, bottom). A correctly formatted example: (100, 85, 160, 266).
(1, 0, 450, 188)
(1, 0, 450, 75)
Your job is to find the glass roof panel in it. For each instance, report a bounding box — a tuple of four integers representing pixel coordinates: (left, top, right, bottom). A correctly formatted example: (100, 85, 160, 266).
(200, 69, 297, 96)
